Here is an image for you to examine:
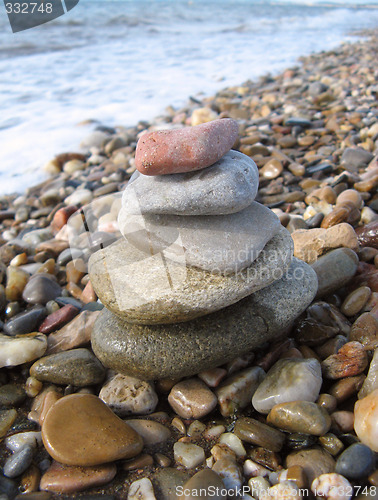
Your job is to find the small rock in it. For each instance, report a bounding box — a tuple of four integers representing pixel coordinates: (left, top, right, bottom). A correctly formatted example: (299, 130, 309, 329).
(331, 410, 354, 432)
(64, 189, 93, 206)
(128, 477, 156, 500)
(4, 306, 47, 336)
(356, 221, 378, 249)
(5, 431, 42, 452)
(5, 266, 29, 301)
(219, 433, 246, 457)
(40, 461, 116, 493)
(168, 379, 217, 419)
(341, 287, 371, 316)
(153, 468, 189, 500)
(321, 342, 368, 379)
(41, 394, 143, 466)
(216, 366, 265, 417)
(311, 473, 353, 500)
(30, 348, 105, 386)
(267, 401, 331, 436)
(0, 409, 17, 438)
(359, 349, 378, 399)
(350, 312, 378, 350)
(38, 305, 79, 334)
(341, 147, 374, 171)
(312, 248, 359, 298)
(3, 445, 34, 478)
(354, 389, 378, 452)
(234, 417, 285, 452)
(335, 443, 374, 480)
(179, 469, 225, 500)
(135, 119, 239, 175)
(22, 275, 61, 305)
(125, 419, 170, 446)
(212, 456, 242, 492)
(173, 442, 205, 469)
(318, 433, 344, 456)
(99, 374, 158, 416)
(252, 358, 322, 414)
(286, 447, 335, 484)
(0, 384, 26, 408)
(0, 334, 47, 368)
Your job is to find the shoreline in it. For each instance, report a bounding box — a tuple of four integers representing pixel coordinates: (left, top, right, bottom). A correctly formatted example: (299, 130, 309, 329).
(0, 31, 377, 499)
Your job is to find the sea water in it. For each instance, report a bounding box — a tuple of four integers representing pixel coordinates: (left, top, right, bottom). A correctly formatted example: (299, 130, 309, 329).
(1, 0, 378, 194)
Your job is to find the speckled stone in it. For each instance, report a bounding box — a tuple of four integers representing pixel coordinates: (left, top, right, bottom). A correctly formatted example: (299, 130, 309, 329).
(41, 394, 143, 466)
(122, 150, 258, 216)
(168, 379, 217, 419)
(89, 226, 293, 325)
(91, 258, 317, 379)
(119, 201, 281, 275)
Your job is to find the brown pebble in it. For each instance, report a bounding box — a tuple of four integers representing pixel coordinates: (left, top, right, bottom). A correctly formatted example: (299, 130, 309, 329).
(234, 417, 285, 452)
(321, 341, 368, 379)
(331, 410, 354, 432)
(38, 305, 79, 335)
(51, 206, 78, 234)
(285, 447, 335, 484)
(41, 394, 143, 466)
(341, 286, 371, 316)
(154, 453, 171, 468)
(318, 433, 344, 456)
(328, 374, 365, 403)
(355, 221, 378, 249)
(168, 378, 217, 419)
(368, 469, 378, 486)
(349, 312, 378, 350)
(267, 401, 331, 436)
(20, 465, 41, 494)
(40, 461, 116, 493)
(316, 394, 337, 413)
(123, 453, 154, 471)
(66, 259, 86, 284)
(80, 280, 97, 303)
(39, 391, 62, 425)
(336, 189, 362, 208)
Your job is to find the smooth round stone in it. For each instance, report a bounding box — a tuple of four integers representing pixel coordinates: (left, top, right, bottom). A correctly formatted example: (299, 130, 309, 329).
(312, 248, 359, 298)
(0, 385, 26, 408)
(341, 147, 374, 171)
(92, 258, 317, 379)
(40, 461, 116, 493)
(22, 275, 61, 305)
(119, 200, 281, 275)
(234, 417, 285, 452)
(173, 442, 205, 469)
(0, 475, 17, 499)
(252, 358, 322, 414)
(30, 348, 106, 386)
(336, 189, 362, 208)
(41, 394, 143, 466)
(179, 469, 225, 500)
(122, 150, 258, 216)
(168, 379, 217, 419)
(335, 443, 374, 479)
(267, 401, 331, 436)
(4, 306, 47, 336)
(260, 159, 283, 180)
(89, 226, 294, 324)
(350, 312, 378, 350)
(5, 431, 42, 452)
(285, 448, 336, 484)
(125, 419, 171, 446)
(135, 118, 239, 175)
(354, 389, 378, 452)
(0, 334, 47, 368)
(99, 374, 158, 416)
(3, 445, 34, 478)
(341, 286, 371, 316)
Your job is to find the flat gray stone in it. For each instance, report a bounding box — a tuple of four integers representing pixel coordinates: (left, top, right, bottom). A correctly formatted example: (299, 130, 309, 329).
(89, 226, 293, 324)
(119, 201, 281, 274)
(91, 258, 318, 380)
(121, 150, 258, 216)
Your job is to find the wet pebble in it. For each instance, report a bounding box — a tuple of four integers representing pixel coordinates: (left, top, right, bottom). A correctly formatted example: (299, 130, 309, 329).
(173, 442, 205, 469)
(125, 419, 171, 446)
(335, 443, 375, 480)
(168, 378, 217, 419)
(4, 306, 47, 336)
(22, 275, 61, 305)
(0, 333, 47, 368)
(341, 286, 371, 316)
(286, 447, 335, 484)
(212, 456, 242, 492)
(3, 445, 34, 478)
(267, 401, 331, 436)
(234, 417, 285, 452)
(321, 341, 368, 379)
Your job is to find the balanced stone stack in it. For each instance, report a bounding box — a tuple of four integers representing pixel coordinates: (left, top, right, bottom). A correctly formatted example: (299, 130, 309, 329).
(89, 119, 318, 380)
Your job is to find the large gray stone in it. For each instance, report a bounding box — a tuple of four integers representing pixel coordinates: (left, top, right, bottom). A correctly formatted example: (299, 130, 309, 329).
(88, 226, 293, 325)
(118, 201, 281, 274)
(91, 258, 318, 380)
(121, 150, 258, 216)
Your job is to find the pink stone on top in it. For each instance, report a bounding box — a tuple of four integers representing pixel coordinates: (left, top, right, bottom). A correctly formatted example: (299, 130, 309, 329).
(135, 118, 239, 176)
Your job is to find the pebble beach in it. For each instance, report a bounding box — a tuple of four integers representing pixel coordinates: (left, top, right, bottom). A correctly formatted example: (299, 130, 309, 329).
(0, 29, 377, 500)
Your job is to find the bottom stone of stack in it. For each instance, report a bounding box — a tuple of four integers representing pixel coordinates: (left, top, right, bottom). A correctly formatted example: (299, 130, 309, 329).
(92, 258, 317, 380)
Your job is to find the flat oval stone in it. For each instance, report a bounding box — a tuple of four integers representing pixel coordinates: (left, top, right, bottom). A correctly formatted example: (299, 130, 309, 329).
(4, 306, 47, 336)
(38, 305, 79, 335)
(3, 445, 34, 478)
(41, 394, 143, 466)
(22, 275, 61, 305)
(91, 258, 317, 379)
(99, 374, 158, 416)
(312, 248, 359, 298)
(234, 417, 285, 452)
(135, 119, 239, 175)
(125, 419, 171, 446)
(267, 401, 331, 436)
(30, 348, 106, 386)
(252, 358, 323, 414)
(0, 334, 47, 369)
(40, 461, 116, 493)
(119, 201, 280, 275)
(168, 379, 217, 419)
(89, 226, 293, 324)
(335, 443, 375, 479)
(123, 150, 258, 216)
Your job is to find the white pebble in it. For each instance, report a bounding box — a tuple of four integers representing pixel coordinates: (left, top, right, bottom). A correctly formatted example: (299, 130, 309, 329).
(5, 431, 42, 452)
(244, 460, 271, 478)
(311, 473, 353, 500)
(219, 433, 246, 457)
(128, 477, 156, 500)
(0, 334, 47, 368)
(212, 456, 243, 492)
(173, 442, 205, 469)
(248, 476, 271, 500)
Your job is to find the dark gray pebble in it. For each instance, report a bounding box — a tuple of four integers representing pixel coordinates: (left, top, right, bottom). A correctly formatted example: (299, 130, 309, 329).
(4, 306, 46, 336)
(22, 275, 61, 305)
(335, 443, 375, 479)
(0, 385, 26, 408)
(82, 302, 104, 312)
(57, 248, 84, 266)
(0, 474, 17, 498)
(55, 297, 83, 310)
(3, 445, 34, 478)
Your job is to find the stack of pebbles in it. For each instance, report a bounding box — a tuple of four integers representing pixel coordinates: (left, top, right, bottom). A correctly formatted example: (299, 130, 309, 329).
(89, 119, 318, 379)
